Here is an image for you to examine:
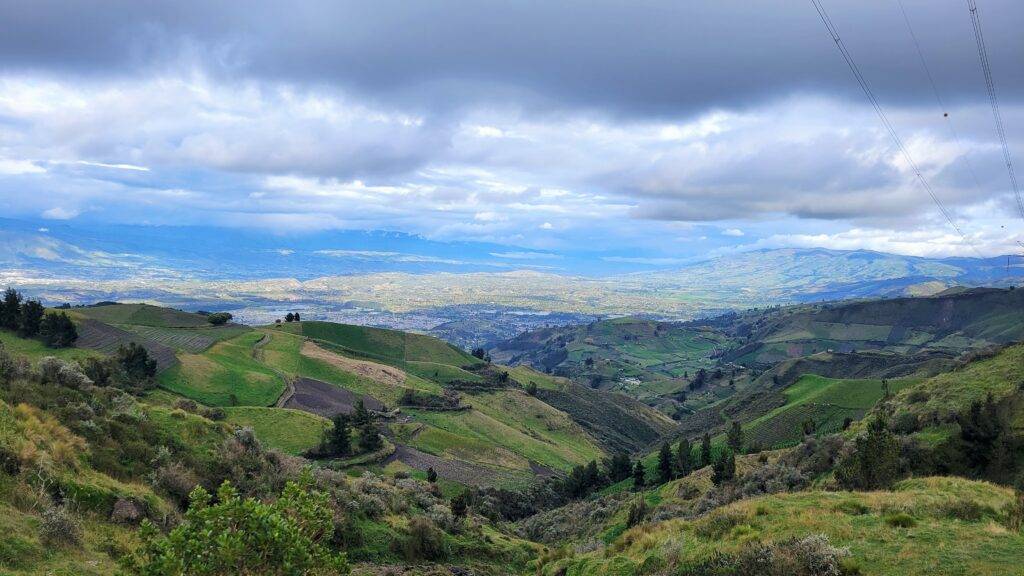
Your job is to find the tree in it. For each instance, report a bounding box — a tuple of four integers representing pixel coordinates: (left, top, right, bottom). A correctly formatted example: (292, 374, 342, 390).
(727, 421, 744, 454)
(39, 312, 78, 348)
(471, 347, 486, 360)
(327, 414, 352, 457)
(357, 422, 382, 453)
(285, 312, 295, 322)
(117, 342, 158, 383)
(657, 442, 675, 484)
(352, 399, 371, 427)
(426, 467, 437, 483)
(526, 381, 538, 396)
(676, 438, 693, 478)
(836, 415, 900, 490)
(700, 432, 713, 468)
(712, 450, 736, 485)
(125, 475, 348, 576)
(606, 453, 632, 483)
(0, 288, 22, 331)
(632, 460, 646, 489)
(207, 312, 232, 326)
(18, 299, 45, 337)
(451, 490, 470, 518)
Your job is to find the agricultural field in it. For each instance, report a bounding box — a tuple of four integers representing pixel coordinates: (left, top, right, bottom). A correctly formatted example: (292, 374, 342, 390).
(73, 303, 211, 328)
(157, 330, 284, 406)
(74, 319, 179, 370)
(735, 374, 916, 449)
(120, 324, 250, 353)
(280, 321, 479, 368)
(284, 377, 386, 418)
(223, 406, 330, 455)
(490, 318, 735, 402)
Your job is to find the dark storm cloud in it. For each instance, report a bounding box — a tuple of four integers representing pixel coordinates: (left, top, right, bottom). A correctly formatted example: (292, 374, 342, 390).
(2, 0, 1021, 115)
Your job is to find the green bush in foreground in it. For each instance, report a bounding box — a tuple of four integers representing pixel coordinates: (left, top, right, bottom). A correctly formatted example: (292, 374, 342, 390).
(125, 473, 348, 576)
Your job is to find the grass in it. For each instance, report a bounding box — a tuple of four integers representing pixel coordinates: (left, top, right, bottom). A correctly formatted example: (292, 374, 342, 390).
(895, 344, 1024, 421)
(157, 331, 285, 406)
(284, 321, 477, 368)
(223, 406, 329, 455)
(73, 303, 210, 328)
(545, 476, 1024, 576)
(735, 374, 916, 449)
(258, 330, 440, 405)
(406, 391, 603, 472)
(0, 329, 100, 363)
(120, 324, 250, 353)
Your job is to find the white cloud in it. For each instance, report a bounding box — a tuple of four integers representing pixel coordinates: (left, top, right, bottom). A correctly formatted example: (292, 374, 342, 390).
(41, 207, 79, 220)
(490, 251, 561, 260)
(0, 158, 45, 175)
(722, 228, 745, 237)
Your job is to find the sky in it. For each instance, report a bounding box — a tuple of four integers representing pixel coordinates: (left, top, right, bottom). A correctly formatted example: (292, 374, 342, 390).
(1, 0, 1023, 264)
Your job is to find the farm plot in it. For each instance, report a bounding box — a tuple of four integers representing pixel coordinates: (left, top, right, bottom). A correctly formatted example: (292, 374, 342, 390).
(157, 331, 284, 406)
(75, 319, 178, 370)
(739, 374, 916, 449)
(223, 406, 329, 455)
(284, 377, 385, 418)
(121, 324, 250, 353)
(384, 444, 524, 487)
(75, 303, 210, 327)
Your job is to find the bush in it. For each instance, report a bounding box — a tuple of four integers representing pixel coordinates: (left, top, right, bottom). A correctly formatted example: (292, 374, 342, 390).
(207, 312, 232, 326)
(400, 517, 446, 561)
(39, 504, 82, 548)
(626, 497, 648, 528)
(884, 512, 917, 528)
(125, 475, 348, 575)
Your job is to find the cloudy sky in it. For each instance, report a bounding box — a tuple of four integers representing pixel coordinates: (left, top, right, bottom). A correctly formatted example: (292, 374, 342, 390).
(1, 0, 1022, 262)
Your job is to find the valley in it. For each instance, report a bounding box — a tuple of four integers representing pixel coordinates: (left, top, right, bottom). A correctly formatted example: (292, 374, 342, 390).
(1, 285, 1023, 575)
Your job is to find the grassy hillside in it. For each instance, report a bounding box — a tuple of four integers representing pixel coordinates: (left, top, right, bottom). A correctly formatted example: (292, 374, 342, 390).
(158, 331, 285, 406)
(718, 287, 1024, 367)
(223, 406, 330, 455)
(732, 374, 916, 449)
(541, 476, 1024, 576)
(491, 319, 734, 402)
(282, 320, 478, 368)
(73, 303, 211, 328)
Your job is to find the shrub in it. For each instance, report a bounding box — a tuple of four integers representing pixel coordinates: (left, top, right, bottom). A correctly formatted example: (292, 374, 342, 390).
(125, 474, 348, 575)
(207, 312, 232, 326)
(400, 517, 446, 561)
(884, 512, 917, 528)
(693, 509, 748, 539)
(626, 497, 648, 528)
(39, 504, 82, 548)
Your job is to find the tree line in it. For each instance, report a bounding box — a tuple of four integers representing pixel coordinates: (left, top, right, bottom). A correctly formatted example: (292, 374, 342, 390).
(0, 288, 78, 348)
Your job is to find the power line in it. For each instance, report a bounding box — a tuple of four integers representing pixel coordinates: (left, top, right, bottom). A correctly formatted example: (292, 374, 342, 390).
(966, 0, 1024, 220)
(809, 0, 981, 256)
(894, 0, 985, 195)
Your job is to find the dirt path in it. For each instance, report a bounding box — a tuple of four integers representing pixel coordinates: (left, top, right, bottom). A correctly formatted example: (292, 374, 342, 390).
(250, 332, 295, 408)
(301, 341, 407, 387)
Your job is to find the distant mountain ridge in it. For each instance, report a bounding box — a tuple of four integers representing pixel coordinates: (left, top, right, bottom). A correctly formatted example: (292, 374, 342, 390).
(3, 217, 1022, 319)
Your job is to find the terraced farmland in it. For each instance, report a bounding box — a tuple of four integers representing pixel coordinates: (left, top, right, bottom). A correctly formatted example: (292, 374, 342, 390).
(121, 324, 250, 353)
(75, 319, 179, 370)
